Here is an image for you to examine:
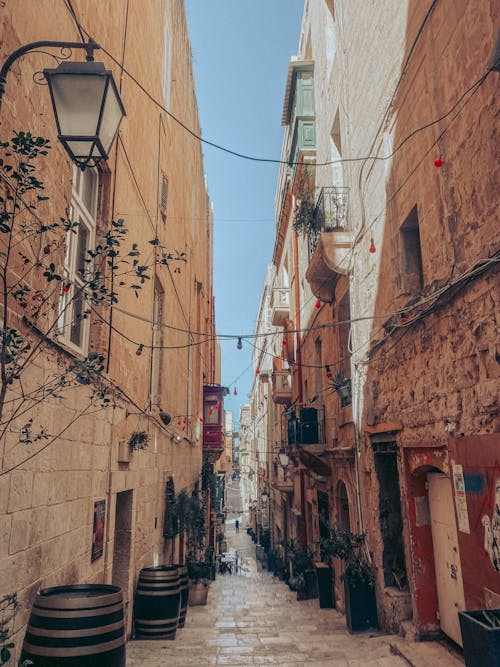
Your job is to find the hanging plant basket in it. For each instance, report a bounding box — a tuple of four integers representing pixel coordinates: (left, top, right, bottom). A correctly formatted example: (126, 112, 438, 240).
(128, 430, 149, 451)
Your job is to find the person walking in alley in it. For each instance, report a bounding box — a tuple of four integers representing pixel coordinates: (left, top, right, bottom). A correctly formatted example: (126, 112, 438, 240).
(235, 518, 240, 532)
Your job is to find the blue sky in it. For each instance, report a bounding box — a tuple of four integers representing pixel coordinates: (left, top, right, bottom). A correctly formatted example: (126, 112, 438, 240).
(185, 0, 303, 425)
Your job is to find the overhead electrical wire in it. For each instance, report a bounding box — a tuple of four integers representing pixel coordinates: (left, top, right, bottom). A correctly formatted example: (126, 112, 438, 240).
(62, 6, 492, 172)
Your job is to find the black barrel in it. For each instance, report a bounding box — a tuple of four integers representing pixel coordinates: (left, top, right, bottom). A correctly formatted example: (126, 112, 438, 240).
(177, 565, 189, 628)
(134, 565, 180, 640)
(20, 584, 125, 666)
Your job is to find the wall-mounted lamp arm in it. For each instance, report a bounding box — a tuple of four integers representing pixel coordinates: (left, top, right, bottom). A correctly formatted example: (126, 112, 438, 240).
(0, 39, 100, 111)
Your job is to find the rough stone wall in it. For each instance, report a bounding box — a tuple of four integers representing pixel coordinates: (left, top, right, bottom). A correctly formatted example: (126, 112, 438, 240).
(361, 0, 499, 635)
(0, 0, 214, 656)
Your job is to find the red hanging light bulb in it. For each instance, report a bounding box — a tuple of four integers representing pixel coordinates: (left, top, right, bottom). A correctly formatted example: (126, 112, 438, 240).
(325, 365, 333, 378)
(199, 417, 204, 423)
(209, 409, 213, 415)
(369, 238, 376, 254)
(233, 387, 237, 396)
(236, 337, 243, 350)
(215, 403, 219, 410)
(315, 299, 321, 309)
(177, 420, 181, 426)
(135, 344, 144, 356)
(256, 368, 260, 375)
(282, 339, 287, 346)
(63, 283, 71, 293)
(434, 156, 443, 168)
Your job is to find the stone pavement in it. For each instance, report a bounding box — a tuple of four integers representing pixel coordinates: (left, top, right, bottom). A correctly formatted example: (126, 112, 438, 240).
(127, 522, 464, 667)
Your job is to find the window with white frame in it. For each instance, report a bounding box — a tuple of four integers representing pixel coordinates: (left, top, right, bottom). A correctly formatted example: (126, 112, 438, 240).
(58, 167, 98, 352)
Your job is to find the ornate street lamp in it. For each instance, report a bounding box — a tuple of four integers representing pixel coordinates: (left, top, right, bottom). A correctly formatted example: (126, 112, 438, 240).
(43, 60, 125, 169)
(0, 39, 125, 170)
(278, 447, 289, 469)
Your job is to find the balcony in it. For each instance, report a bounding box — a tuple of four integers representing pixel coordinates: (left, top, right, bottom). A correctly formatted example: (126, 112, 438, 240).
(305, 186, 354, 301)
(271, 369, 292, 404)
(203, 385, 225, 462)
(272, 479, 294, 493)
(270, 287, 290, 326)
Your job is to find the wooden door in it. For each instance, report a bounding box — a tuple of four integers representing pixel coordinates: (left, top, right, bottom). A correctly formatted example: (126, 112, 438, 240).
(427, 473, 466, 646)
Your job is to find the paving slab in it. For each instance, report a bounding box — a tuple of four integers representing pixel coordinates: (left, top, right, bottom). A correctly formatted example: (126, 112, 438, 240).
(127, 507, 463, 667)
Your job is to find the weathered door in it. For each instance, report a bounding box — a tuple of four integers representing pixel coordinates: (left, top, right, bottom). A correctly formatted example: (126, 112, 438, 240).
(427, 473, 466, 646)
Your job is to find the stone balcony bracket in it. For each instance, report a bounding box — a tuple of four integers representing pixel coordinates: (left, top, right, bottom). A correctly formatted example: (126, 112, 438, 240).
(305, 231, 354, 301)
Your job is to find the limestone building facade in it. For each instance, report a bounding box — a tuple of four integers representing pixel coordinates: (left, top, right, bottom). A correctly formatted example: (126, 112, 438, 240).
(249, 0, 499, 641)
(0, 0, 217, 653)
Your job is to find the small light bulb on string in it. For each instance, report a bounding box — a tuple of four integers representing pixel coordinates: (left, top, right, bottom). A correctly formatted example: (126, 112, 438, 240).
(215, 403, 219, 410)
(434, 157, 443, 168)
(282, 339, 287, 346)
(199, 417, 204, 423)
(369, 239, 376, 254)
(209, 409, 213, 415)
(256, 369, 260, 375)
(236, 337, 243, 350)
(233, 387, 237, 396)
(177, 420, 181, 426)
(63, 283, 71, 293)
(325, 365, 333, 378)
(315, 299, 321, 309)
(135, 344, 144, 356)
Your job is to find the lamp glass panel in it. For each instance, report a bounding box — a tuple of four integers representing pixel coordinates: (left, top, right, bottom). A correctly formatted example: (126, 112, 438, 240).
(278, 449, 289, 468)
(65, 140, 96, 157)
(99, 81, 124, 154)
(51, 73, 106, 136)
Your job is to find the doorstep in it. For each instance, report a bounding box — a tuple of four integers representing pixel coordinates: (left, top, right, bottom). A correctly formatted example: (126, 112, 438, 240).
(390, 637, 464, 667)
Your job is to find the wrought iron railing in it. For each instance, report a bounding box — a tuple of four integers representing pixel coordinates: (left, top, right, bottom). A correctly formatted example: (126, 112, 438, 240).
(308, 186, 349, 258)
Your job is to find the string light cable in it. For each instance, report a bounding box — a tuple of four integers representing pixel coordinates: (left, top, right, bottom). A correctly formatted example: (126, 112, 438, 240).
(62, 5, 494, 172)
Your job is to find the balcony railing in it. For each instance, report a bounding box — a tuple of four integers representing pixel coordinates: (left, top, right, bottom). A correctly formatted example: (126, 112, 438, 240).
(308, 186, 349, 259)
(270, 287, 290, 327)
(285, 406, 326, 446)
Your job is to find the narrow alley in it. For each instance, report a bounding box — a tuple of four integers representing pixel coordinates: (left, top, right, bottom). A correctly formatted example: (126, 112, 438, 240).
(128, 484, 463, 667)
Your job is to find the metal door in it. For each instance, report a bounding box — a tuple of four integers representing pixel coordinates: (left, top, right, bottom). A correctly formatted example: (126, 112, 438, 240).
(427, 473, 466, 646)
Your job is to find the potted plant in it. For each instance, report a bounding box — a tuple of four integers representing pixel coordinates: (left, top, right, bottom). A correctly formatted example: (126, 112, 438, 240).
(184, 490, 211, 606)
(329, 372, 352, 408)
(320, 525, 378, 631)
(289, 545, 318, 601)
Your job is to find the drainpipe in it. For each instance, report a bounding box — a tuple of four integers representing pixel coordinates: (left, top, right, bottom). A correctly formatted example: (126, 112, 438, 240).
(292, 193, 307, 548)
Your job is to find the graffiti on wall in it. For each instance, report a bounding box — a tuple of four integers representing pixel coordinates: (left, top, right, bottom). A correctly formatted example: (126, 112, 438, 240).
(481, 478, 500, 572)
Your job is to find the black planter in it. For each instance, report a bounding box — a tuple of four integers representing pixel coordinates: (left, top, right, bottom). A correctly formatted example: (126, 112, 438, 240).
(315, 563, 334, 608)
(304, 569, 318, 600)
(343, 577, 378, 633)
(459, 609, 500, 667)
(267, 553, 276, 572)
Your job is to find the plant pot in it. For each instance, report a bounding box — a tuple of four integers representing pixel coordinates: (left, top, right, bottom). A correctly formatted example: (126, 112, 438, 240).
(314, 563, 334, 608)
(297, 587, 308, 601)
(267, 553, 276, 572)
(343, 577, 378, 633)
(304, 569, 318, 600)
(188, 579, 210, 606)
(459, 609, 500, 667)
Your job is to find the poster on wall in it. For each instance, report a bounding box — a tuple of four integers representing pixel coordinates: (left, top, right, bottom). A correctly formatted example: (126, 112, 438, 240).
(91, 499, 106, 561)
(452, 462, 470, 534)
